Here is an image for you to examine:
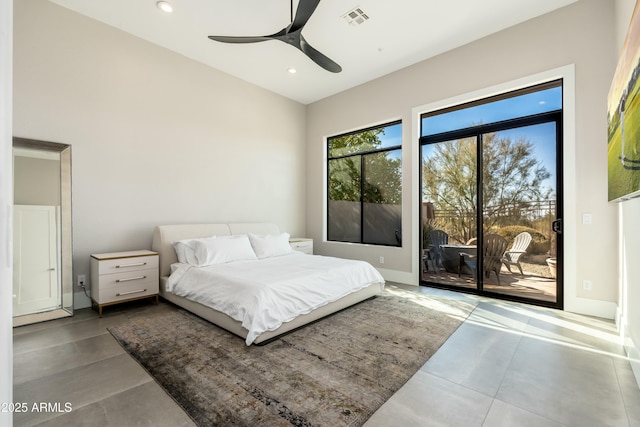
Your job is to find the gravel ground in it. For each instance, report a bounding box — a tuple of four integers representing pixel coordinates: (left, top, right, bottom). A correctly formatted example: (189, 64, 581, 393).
(520, 257, 555, 279)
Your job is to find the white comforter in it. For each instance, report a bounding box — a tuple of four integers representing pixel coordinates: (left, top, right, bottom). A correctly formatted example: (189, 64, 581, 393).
(166, 252, 385, 345)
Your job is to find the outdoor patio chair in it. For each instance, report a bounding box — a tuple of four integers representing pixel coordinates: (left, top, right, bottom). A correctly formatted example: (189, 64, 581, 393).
(459, 234, 508, 285)
(426, 229, 449, 272)
(501, 231, 532, 275)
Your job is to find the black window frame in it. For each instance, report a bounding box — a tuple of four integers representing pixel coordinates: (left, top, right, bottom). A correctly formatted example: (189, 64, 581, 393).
(419, 79, 564, 310)
(327, 120, 403, 247)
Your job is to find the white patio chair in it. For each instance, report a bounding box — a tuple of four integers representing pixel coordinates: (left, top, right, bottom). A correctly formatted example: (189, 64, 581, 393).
(501, 232, 532, 275)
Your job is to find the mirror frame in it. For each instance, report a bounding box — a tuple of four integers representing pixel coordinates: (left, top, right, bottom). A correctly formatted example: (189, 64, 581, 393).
(13, 137, 73, 316)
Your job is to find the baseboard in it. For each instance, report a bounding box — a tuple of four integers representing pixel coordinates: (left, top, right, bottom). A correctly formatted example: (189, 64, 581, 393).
(377, 268, 416, 286)
(564, 295, 618, 320)
(627, 346, 640, 390)
(74, 291, 92, 310)
(620, 313, 640, 389)
(616, 305, 623, 329)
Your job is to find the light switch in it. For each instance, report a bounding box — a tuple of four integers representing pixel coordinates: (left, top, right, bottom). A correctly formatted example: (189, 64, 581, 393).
(582, 213, 592, 224)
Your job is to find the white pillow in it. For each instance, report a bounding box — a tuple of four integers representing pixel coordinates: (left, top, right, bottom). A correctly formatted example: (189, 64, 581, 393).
(173, 238, 202, 265)
(193, 234, 257, 266)
(248, 232, 293, 259)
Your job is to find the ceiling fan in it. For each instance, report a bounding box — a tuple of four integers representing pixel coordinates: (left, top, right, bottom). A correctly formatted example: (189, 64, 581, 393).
(208, 0, 342, 73)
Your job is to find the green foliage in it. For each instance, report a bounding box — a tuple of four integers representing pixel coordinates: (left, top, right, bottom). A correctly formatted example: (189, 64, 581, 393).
(422, 131, 552, 242)
(481, 133, 552, 227)
(329, 128, 384, 157)
(363, 152, 402, 204)
(329, 128, 402, 205)
(328, 157, 361, 202)
(494, 225, 549, 255)
(422, 137, 477, 243)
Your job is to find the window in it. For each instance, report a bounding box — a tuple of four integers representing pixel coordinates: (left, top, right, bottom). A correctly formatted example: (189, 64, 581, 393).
(419, 80, 563, 307)
(421, 81, 562, 136)
(327, 121, 402, 246)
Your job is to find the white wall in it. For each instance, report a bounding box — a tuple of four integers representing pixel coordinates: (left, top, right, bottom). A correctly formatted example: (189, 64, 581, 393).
(614, 0, 640, 387)
(306, 0, 619, 317)
(13, 0, 307, 308)
(0, 0, 12, 424)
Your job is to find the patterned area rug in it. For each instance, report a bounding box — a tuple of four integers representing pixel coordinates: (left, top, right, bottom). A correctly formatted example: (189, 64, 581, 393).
(108, 286, 475, 426)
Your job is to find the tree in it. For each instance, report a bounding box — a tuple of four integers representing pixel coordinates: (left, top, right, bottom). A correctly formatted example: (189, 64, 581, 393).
(328, 129, 402, 205)
(328, 127, 403, 246)
(329, 128, 384, 157)
(422, 132, 551, 242)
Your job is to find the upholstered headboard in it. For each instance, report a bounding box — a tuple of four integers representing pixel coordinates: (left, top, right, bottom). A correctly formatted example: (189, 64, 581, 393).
(151, 223, 281, 278)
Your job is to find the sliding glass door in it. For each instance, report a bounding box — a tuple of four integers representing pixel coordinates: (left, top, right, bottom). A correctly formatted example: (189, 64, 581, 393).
(421, 136, 478, 291)
(420, 81, 563, 308)
(480, 122, 560, 303)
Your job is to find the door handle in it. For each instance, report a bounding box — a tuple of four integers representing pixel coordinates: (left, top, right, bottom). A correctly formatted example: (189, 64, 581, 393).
(552, 219, 562, 234)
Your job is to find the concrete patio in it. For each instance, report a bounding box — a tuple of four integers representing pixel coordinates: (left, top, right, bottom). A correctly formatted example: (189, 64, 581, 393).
(422, 259, 557, 303)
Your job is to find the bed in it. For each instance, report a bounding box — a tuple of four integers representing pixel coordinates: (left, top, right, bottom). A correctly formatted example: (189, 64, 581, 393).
(151, 223, 385, 345)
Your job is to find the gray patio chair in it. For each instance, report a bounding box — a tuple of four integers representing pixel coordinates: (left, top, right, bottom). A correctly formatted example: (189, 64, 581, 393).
(459, 234, 508, 285)
(426, 229, 449, 272)
(501, 232, 532, 275)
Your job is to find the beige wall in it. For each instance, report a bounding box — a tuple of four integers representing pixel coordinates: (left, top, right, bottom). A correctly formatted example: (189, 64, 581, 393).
(1, 0, 13, 423)
(306, 0, 619, 317)
(614, 0, 640, 386)
(13, 0, 307, 308)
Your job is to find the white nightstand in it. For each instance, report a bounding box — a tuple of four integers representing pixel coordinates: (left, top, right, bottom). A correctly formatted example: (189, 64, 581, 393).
(289, 238, 313, 255)
(90, 250, 159, 317)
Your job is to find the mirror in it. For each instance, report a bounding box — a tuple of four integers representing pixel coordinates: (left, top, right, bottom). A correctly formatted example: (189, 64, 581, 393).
(13, 137, 73, 326)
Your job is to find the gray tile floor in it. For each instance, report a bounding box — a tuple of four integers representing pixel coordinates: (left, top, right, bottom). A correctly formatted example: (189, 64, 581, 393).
(12, 285, 640, 426)
(366, 286, 640, 427)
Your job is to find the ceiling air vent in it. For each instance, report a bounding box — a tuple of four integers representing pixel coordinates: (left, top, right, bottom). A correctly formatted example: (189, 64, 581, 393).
(342, 7, 369, 27)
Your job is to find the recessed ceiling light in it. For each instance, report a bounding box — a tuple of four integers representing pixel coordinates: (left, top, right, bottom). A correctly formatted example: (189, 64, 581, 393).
(157, 1, 173, 13)
(287, 68, 297, 74)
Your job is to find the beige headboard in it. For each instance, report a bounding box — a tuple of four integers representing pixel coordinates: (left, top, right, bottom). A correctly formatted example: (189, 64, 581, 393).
(151, 223, 281, 278)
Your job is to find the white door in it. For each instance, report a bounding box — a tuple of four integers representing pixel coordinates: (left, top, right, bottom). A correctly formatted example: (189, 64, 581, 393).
(13, 205, 60, 316)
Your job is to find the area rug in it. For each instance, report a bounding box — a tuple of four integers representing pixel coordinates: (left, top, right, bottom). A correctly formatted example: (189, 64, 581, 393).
(108, 286, 475, 426)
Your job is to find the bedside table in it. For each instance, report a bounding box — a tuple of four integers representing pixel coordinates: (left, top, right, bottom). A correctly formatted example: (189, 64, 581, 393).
(289, 238, 313, 255)
(90, 250, 159, 317)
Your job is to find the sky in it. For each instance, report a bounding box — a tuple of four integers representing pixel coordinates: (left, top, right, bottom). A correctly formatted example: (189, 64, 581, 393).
(333, 86, 560, 191)
(379, 122, 402, 149)
(420, 86, 561, 195)
(421, 86, 562, 136)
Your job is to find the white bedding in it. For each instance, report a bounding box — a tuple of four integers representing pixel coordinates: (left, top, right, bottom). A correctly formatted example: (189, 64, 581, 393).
(166, 252, 385, 345)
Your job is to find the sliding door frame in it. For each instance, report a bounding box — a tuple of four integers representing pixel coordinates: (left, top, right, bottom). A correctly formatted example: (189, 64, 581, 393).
(419, 111, 564, 309)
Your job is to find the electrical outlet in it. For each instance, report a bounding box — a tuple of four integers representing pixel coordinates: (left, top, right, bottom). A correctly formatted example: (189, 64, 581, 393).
(77, 274, 86, 288)
(583, 280, 592, 291)
(379, 256, 384, 264)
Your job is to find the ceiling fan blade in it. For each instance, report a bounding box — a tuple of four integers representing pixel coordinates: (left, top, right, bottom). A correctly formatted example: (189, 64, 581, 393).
(299, 34, 341, 73)
(289, 0, 321, 33)
(208, 35, 272, 44)
(208, 2, 341, 74)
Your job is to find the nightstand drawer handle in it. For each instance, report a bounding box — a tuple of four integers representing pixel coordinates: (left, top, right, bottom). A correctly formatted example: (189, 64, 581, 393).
(115, 275, 147, 283)
(115, 262, 147, 268)
(116, 289, 147, 296)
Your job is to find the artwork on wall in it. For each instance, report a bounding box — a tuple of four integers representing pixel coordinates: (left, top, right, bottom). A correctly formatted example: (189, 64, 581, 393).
(608, 1, 640, 201)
